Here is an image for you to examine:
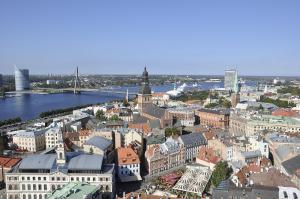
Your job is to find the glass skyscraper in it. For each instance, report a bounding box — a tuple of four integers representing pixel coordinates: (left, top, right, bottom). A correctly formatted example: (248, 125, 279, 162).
(224, 69, 238, 92)
(15, 67, 30, 91)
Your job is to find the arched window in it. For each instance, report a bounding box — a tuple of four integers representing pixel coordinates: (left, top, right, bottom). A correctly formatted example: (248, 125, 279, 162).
(22, 184, 25, 190)
(44, 184, 47, 191)
(33, 184, 36, 190)
(27, 184, 31, 190)
(51, 185, 55, 191)
(106, 185, 109, 191)
(39, 195, 42, 199)
(23, 195, 26, 199)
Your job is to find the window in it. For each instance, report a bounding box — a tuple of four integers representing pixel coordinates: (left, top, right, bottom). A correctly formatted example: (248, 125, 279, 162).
(23, 195, 26, 199)
(44, 185, 47, 191)
(27, 177, 30, 181)
(33, 184, 36, 190)
(27, 184, 31, 190)
(283, 191, 288, 198)
(38, 177, 41, 181)
(38, 184, 42, 190)
(33, 177, 36, 181)
(22, 184, 25, 190)
(62, 177, 66, 181)
(43, 177, 46, 181)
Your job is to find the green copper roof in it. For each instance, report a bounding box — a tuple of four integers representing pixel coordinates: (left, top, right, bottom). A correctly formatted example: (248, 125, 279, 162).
(47, 182, 99, 199)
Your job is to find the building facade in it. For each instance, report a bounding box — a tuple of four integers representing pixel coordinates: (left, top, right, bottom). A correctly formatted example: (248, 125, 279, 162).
(145, 138, 185, 176)
(45, 127, 62, 148)
(178, 133, 207, 162)
(196, 109, 230, 129)
(13, 130, 46, 152)
(117, 147, 141, 182)
(230, 113, 300, 136)
(6, 135, 115, 199)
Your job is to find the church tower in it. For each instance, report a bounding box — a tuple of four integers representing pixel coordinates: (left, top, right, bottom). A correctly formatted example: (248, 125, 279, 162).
(56, 132, 66, 164)
(138, 67, 152, 111)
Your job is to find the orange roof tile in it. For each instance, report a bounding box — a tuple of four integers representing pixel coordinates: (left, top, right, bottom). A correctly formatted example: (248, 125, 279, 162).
(197, 146, 221, 164)
(128, 123, 151, 134)
(118, 147, 140, 165)
(79, 130, 91, 136)
(0, 156, 22, 168)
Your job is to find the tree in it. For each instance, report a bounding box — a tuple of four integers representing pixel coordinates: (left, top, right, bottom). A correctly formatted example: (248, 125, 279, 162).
(109, 114, 122, 121)
(95, 110, 107, 121)
(218, 97, 232, 108)
(205, 103, 218, 108)
(165, 127, 181, 137)
(211, 161, 233, 188)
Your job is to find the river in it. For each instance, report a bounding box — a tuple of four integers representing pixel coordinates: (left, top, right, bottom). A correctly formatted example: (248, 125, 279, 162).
(0, 82, 226, 121)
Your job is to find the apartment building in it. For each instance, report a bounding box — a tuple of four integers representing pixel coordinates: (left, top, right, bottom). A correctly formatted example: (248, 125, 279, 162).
(145, 138, 185, 176)
(13, 129, 46, 152)
(117, 147, 141, 182)
(45, 127, 62, 148)
(196, 109, 230, 129)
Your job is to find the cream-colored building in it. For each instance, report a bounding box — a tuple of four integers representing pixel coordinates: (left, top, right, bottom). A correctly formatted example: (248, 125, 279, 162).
(124, 130, 143, 146)
(6, 140, 115, 199)
(13, 129, 46, 152)
(230, 113, 300, 136)
(45, 127, 62, 149)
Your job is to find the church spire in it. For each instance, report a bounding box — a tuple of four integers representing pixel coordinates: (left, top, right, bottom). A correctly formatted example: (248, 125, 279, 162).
(139, 66, 151, 94)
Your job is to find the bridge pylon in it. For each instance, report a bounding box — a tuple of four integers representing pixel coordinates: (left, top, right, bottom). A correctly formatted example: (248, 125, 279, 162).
(74, 66, 81, 94)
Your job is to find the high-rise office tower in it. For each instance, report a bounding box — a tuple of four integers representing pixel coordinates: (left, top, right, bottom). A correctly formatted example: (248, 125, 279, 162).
(224, 69, 238, 92)
(15, 67, 30, 91)
(0, 74, 3, 87)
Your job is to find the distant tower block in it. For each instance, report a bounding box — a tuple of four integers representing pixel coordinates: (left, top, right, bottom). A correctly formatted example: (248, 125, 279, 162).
(15, 66, 30, 91)
(74, 66, 81, 94)
(125, 89, 129, 102)
(0, 74, 3, 87)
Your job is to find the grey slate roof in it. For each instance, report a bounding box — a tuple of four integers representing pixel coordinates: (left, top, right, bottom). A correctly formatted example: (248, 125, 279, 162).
(132, 114, 149, 124)
(68, 154, 103, 171)
(85, 136, 112, 151)
(282, 154, 300, 175)
(179, 133, 207, 148)
(143, 104, 166, 118)
(149, 119, 161, 129)
(19, 154, 56, 170)
(198, 108, 230, 115)
(242, 150, 262, 159)
(213, 180, 279, 199)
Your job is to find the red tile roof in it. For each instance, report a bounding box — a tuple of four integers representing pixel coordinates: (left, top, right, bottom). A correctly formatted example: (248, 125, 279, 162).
(197, 146, 221, 164)
(0, 156, 22, 168)
(272, 108, 298, 117)
(118, 147, 140, 165)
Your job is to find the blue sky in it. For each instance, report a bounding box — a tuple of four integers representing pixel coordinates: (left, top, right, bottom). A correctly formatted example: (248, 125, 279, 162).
(0, 0, 299, 76)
